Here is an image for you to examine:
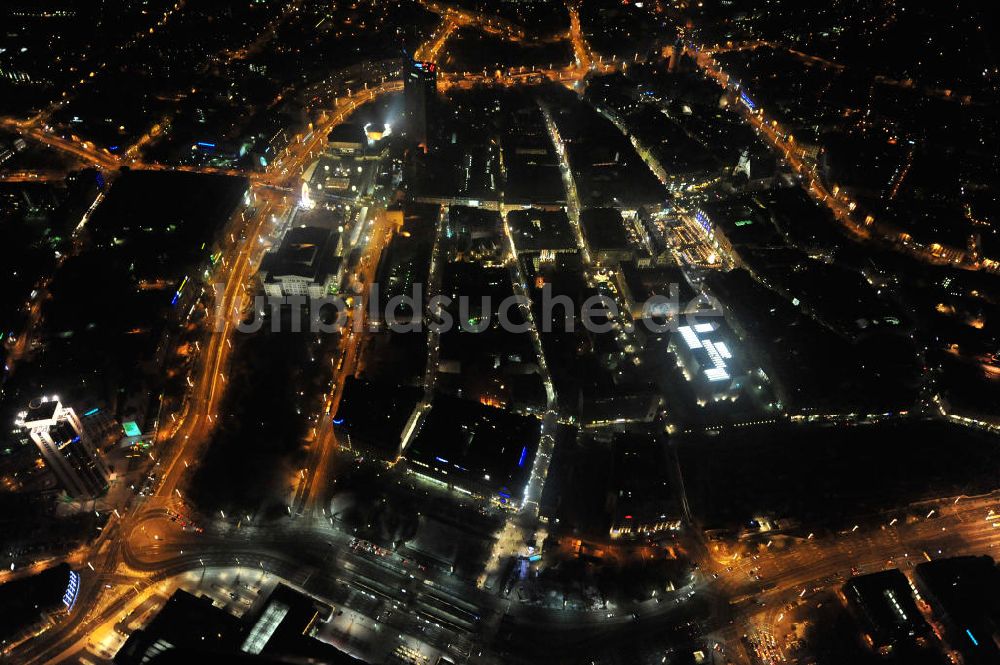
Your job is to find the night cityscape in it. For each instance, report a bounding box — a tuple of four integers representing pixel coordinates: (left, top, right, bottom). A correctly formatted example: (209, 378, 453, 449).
(0, 1, 998, 664)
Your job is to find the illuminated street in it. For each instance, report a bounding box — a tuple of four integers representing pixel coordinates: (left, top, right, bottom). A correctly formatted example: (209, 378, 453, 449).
(1, 2, 999, 665)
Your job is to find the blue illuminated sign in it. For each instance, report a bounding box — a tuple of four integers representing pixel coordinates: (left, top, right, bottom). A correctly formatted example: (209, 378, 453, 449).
(63, 570, 80, 611)
(694, 210, 712, 232)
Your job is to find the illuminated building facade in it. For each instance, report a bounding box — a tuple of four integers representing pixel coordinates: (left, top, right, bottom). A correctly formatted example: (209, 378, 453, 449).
(668, 321, 746, 404)
(17, 397, 110, 499)
(259, 226, 344, 299)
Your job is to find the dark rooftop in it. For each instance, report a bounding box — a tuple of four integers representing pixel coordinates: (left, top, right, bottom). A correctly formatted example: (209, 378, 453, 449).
(406, 393, 539, 500)
(506, 208, 578, 254)
(580, 207, 632, 253)
(0, 563, 73, 645)
(842, 570, 928, 649)
(260, 226, 341, 281)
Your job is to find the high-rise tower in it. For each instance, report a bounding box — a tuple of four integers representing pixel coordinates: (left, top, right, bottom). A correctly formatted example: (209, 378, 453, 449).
(17, 397, 110, 499)
(403, 58, 438, 148)
(668, 36, 684, 72)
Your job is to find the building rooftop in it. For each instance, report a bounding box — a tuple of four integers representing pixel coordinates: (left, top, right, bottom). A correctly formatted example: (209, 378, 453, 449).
(260, 226, 342, 283)
(580, 207, 632, 253)
(326, 122, 366, 147)
(674, 320, 739, 384)
(619, 261, 696, 307)
(22, 398, 60, 426)
(506, 208, 578, 254)
(115, 584, 360, 665)
(333, 376, 423, 457)
(405, 393, 539, 501)
(608, 434, 680, 537)
(915, 556, 1000, 663)
(0, 563, 74, 645)
(842, 569, 928, 649)
(242, 584, 345, 662)
(114, 589, 245, 664)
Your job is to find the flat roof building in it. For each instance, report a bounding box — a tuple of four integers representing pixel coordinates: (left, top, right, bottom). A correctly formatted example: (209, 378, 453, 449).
(404, 394, 538, 506)
(113, 589, 245, 664)
(607, 435, 681, 539)
(580, 392, 662, 429)
(333, 377, 424, 458)
(260, 226, 344, 299)
(579, 207, 634, 265)
(914, 556, 1000, 665)
(326, 122, 367, 156)
(302, 154, 376, 204)
(114, 584, 360, 665)
(842, 570, 929, 655)
(372, 204, 436, 328)
(616, 261, 696, 321)
(506, 208, 578, 256)
(668, 319, 746, 405)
